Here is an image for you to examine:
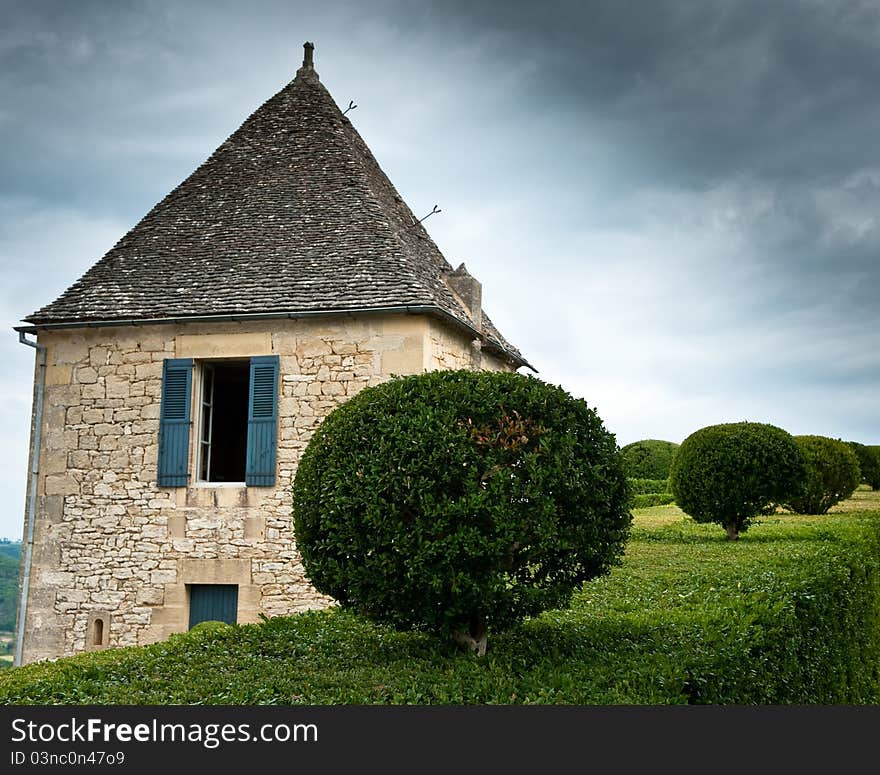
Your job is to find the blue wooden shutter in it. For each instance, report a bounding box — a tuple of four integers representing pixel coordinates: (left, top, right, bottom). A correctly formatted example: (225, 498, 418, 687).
(246, 355, 279, 486)
(157, 358, 193, 487)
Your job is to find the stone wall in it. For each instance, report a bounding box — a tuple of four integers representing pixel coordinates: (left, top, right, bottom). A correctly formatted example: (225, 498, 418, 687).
(427, 325, 476, 371)
(19, 313, 516, 662)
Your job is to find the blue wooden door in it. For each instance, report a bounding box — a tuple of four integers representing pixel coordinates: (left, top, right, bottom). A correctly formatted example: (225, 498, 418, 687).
(188, 584, 239, 628)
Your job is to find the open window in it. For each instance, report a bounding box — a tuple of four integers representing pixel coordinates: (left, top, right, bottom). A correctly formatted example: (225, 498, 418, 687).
(157, 355, 279, 487)
(198, 360, 249, 483)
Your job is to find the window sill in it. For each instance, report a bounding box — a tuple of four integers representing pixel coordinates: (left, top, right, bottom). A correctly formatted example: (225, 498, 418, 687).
(192, 482, 248, 488)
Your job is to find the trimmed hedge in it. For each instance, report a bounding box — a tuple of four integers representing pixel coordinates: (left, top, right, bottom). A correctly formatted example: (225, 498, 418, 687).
(628, 478, 670, 495)
(628, 477, 674, 507)
(633, 493, 676, 508)
(2, 509, 878, 705)
(620, 439, 679, 479)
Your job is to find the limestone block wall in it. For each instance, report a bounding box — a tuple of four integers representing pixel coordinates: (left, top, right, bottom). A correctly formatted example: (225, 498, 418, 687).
(19, 312, 516, 663)
(427, 325, 475, 371)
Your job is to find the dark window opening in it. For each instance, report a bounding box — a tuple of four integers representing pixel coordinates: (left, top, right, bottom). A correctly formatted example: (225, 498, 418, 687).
(188, 584, 239, 629)
(93, 618, 104, 646)
(199, 361, 249, 482)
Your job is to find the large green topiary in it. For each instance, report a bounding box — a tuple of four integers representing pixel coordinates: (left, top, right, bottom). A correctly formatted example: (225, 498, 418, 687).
(848, 441, 880, 491)
(786, 436, 861, 515)
(292, 370, 632, 655)
(670, 422, 804, 540)
(619, 439, 680, 479)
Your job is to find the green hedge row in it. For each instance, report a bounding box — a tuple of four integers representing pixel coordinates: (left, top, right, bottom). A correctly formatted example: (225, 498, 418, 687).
(633, 492, 676, 507)
(645, 516, 880, 703)
(628, 477, 674, 507)
(2, 512, 878, 704)
(628, 478, 671, 495)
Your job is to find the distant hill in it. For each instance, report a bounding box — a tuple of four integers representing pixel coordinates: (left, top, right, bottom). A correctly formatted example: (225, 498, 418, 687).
(0, 543, 21, 632)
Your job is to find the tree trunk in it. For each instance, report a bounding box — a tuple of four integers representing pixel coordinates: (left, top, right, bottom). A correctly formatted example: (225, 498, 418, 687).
(452, 615, 488, 656)
(725, 522, 739, 541)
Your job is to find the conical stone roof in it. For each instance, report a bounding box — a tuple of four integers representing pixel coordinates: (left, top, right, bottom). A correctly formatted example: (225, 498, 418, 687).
(23, 43, 528, 368)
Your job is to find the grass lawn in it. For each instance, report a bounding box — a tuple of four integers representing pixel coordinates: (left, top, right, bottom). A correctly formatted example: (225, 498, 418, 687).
(1, 489, 878, 704)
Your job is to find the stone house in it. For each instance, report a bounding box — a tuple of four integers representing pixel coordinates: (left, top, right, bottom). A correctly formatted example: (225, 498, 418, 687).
(12, 44, 530, 665)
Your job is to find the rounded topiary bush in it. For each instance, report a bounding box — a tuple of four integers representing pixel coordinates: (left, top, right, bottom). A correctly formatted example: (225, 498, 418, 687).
(186, 621, 233, 638)
(292, 369, 632, 654)
(785, 436, 861, 515)
(619, 439, 680, 479)
(669, 422, 804, 540)
(848, 441, 880, 491)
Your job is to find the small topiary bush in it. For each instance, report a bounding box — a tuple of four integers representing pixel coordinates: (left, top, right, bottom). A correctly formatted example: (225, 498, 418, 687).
(292, 369, 632, 655)
(785, 436, 861, 515)
(620, 439, 680, 479)
(670, 422, 804, 540)
(187, 621, 233, 635)
(849, 442, 880, 491)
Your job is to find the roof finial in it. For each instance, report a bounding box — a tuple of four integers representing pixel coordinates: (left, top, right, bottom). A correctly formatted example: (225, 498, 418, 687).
(296, 41, 319, 82)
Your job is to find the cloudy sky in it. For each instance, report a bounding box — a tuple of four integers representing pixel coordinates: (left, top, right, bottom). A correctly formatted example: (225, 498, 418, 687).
(1, 0, 878, 538)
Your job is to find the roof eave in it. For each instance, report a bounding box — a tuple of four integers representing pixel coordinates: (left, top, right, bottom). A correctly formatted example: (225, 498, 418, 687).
(15, 305, 535, 371)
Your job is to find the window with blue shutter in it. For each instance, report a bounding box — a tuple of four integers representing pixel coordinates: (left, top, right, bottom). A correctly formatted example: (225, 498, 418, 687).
(161, 354, 279, 487)
(246, 355, 279, 486)
(157, 358, 193, 487)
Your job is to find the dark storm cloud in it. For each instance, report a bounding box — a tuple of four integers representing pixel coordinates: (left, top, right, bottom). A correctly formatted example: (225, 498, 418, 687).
(10, 1, 878, 212)
(0, 2, 206, 214)
(3, 0, 878, 343)
(386, 0, 880, 348)
(0, 0, 372, 216)
(416, 1, 880, 326)
(429, 0, 880, 183)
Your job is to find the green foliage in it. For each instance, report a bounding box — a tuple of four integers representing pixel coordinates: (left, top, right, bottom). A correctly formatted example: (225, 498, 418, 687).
(0, 545, 21, 632)
(0, 541, 22, 560)
(2, 509, 879, 705)
(628, 478, 674, 507)
(786, 436, 861, 515)
(627, 478, 670, 495)
(872, 448, 880, 490)
(292, 370, 632, 648)
(620, 439, 680, 479)
(670, 422, 805, 539)
(188, 621, 232, 635)
(849, 442, 880, 490)
(633, 493, 676, 508)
